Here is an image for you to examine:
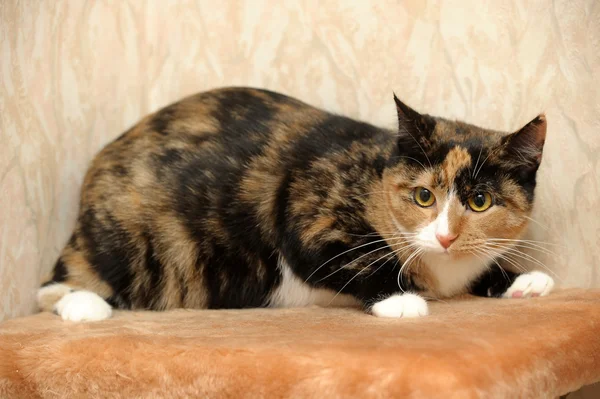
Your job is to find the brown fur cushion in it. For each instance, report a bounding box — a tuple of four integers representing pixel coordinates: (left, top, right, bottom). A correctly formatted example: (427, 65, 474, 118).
(1, 289, 599, 398)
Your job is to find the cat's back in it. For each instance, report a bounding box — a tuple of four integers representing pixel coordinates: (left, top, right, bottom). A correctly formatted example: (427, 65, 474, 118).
(82, 86, 386, 211)
(81, 87, 326, 205)
(92, 86, 323, 169)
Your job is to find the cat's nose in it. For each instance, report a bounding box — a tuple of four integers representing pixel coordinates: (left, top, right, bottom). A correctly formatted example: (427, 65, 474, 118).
(436, 233, 458, 249)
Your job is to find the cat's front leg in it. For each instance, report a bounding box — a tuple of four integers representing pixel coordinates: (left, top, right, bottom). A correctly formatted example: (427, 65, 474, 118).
(369, 293, 429, 318)
(470, 267, 555, 298)
(357, 272, 430, 318)
(501, 271, 555, 298)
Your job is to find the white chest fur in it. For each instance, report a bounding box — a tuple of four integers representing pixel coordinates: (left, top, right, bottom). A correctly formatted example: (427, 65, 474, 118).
(421, 253, 487, 298)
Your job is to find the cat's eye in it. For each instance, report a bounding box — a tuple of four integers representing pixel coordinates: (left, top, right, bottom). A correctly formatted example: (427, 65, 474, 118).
(414, 187, 436, 207)
(468, 192, 493, 212)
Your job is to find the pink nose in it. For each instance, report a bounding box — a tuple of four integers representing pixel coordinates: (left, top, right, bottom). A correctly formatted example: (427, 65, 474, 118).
(436, 233, 458, 249)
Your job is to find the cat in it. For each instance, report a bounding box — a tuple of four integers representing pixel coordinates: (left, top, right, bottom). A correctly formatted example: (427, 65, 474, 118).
(37, 87, 554, 321)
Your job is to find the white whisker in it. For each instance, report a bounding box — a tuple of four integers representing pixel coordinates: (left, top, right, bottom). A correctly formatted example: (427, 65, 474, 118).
(327, 251, 398, 305)
(397, 248, 423, 291)
(485, 240, 558, 257)
(472, 146, 484, 179)
(473, 147, 498, 179)
(304, 237, 400, 283)
(391, 155, 428, 171)
(522, 215, 551, 232)
(486, 237, 563, 247)
(485, 243, 562, 281)
(314, 238, 414, 283)
(470, 248, 510, 282)
(397, 126, 432, 168)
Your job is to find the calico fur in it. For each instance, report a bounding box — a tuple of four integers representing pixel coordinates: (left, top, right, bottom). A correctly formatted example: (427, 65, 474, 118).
(38, 87, 552, 320)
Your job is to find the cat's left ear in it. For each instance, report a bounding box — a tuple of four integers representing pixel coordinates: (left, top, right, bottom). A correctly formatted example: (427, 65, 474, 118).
(501, 114, 547, 169)
(393, 93, 435, 140)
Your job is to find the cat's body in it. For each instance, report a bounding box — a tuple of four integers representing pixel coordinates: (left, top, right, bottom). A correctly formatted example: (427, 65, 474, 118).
(38, 87, 554, 321)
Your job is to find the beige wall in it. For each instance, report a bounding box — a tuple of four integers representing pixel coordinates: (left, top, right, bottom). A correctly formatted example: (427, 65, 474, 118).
(1, 0, 599, 321)
(1, 1, 599, 396)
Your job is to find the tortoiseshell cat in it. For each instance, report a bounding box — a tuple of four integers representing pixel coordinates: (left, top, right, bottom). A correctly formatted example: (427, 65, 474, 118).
(38, 87, 554, 321)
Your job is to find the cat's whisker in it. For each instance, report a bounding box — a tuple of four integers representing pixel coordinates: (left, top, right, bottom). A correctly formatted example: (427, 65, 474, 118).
(304, 237, 408, 283)
(522, 215, 551, 232)
(478, 244, 527, 273)
(391, 243, 422, 261)
(509, 243, 558, 257)
(470, 248, 510, 283)
(503, 251, 562, 282)
(487, 242, 556, 265)
(411, 251, 443, 300)
(485, 239, 559, 257)
(471, 146, 484, 179)
(313, 243, 398, 283)
(473, 147, 497, 180)
(344, 231, 418, 238)
(501, 251, 563, 283)
(486, 238, 563, 247)
(484, 248, 531, 275)
(327, 251, 398, 305)
(367, 254, 401, 279)
(404, 248, 424, 286)
(397, 248, 422, 291)
(313, 237, 415, 283)
(390, 155, 428, 171)
(397, 125, 432, 168)
(492, 253, 527, 274)
(485, 243, 562, 281)
(350, 190, 391, 199)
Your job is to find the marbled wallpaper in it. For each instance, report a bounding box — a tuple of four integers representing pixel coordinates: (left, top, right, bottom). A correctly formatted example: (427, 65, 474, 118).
(1, 1, 599, 395)
(1, 0, 599, 322)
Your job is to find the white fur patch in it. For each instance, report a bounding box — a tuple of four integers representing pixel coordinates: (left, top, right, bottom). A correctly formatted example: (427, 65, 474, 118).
(503, 271, 555, 298)
(415, 192, 460, 253)
(37, 283, 73, 311)
(422, 252, 487, 297)
(267, 258, 360, 308)
(55, 291, 113, 322)
(436, 199, 452, 238)
(371, 293, 428, 318)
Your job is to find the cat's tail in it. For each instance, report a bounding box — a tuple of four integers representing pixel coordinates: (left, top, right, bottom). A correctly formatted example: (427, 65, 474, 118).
(37, 257, 113, 322)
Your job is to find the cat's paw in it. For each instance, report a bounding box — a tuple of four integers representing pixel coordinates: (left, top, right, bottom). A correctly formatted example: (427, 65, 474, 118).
(371, 293, 428, 318)
(55, 290, 112, 322)
(503, 271, 555, 299)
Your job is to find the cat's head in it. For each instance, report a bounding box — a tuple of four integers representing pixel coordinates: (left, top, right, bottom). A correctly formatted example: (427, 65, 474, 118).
(380, 95, 546, 273)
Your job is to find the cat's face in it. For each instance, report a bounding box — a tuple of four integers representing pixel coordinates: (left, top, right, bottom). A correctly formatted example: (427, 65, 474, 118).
(381, 96, 546, 267)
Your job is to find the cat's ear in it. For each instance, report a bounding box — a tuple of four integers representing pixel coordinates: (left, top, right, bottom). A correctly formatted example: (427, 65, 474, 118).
(501, 114, 547, 169)
(393, 93, 435, 140)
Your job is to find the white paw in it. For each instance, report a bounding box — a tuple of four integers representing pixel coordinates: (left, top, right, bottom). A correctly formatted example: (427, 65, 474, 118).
(503, 271, 555, 299)
(55, 291, 112, 322)
(371, 293, 428, 318)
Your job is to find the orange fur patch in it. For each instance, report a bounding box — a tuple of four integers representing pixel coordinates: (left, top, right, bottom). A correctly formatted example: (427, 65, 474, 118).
(442, 147, 472, 186)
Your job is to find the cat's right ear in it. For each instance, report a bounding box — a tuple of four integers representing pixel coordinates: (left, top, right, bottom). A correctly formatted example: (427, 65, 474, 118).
(393, 93, 435, 140)
(501, 114, 547, 170)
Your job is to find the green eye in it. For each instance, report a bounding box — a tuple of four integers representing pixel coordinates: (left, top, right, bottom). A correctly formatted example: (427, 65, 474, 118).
(414, 187, 435, 207)
(468, 192, 493, 212)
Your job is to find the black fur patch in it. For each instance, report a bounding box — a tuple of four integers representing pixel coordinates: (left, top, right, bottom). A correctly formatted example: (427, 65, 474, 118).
(49, 259, 68, 283)
(469, 267, 518, 297)
(79, 208, 134, 307)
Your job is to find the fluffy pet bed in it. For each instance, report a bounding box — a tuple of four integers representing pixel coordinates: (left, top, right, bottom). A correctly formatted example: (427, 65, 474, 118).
(1, 289, 600, 398)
